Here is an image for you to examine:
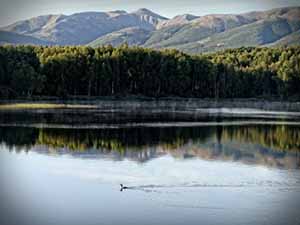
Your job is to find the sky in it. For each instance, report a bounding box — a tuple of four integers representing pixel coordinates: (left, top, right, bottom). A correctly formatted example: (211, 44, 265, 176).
(0, 0, 299, 26)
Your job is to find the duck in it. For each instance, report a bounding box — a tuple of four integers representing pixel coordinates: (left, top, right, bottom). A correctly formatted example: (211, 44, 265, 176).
(120, 184, 128, 191)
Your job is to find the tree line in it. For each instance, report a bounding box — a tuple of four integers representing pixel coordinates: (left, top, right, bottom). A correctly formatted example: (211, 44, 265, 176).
(0, 45, 299, 99)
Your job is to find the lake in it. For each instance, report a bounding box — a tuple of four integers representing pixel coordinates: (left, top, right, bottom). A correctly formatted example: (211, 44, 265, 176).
(1, 106, 300, 225)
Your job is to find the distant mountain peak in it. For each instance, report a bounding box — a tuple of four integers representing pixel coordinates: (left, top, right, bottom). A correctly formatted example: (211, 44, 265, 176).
(136, 8, 154, 13)
(157, 14, 199, 29)
(175, 14, 198, 20)
(133, 8, 168, 20)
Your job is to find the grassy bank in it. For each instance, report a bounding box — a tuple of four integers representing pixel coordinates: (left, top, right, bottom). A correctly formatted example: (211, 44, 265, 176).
(1, 98, 300, 112)
(0, 103, 97, 110)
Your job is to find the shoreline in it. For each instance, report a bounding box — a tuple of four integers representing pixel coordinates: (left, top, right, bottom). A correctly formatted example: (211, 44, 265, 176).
(1, 98, 300, 112)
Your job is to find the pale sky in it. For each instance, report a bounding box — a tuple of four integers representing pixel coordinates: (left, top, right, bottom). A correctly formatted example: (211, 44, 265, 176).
(0, 0, 299, 26)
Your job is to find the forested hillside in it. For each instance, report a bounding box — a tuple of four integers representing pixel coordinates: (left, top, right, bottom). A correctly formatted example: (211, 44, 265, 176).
(0, 45, 299, 99)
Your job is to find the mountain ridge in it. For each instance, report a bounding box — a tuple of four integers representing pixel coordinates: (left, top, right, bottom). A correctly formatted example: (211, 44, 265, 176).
(1, 6, 299, 53)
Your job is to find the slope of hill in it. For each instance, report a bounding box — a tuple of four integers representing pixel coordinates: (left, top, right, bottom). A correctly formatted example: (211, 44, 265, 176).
(143, 14, 253, 49)
(156, 14, 199, 29)
(2, 14, 66, 35)
(0, 30, 53, 45)
(143, 7, 300, 51)
(174, 16, 300, 53)
(266, 29, 300, 46)
(0, 6, 299, 52)
(89, 27, 150, 47)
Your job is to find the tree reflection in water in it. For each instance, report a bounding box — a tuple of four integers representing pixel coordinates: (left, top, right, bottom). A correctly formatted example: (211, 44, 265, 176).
(0, 124, 299, 169)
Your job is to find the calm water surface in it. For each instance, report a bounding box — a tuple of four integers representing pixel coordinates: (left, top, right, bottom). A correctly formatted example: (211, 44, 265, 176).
(1, 110, 300, 225)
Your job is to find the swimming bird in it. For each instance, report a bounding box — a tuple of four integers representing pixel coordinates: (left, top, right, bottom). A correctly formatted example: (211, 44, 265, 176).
(120, 184, 128, 191)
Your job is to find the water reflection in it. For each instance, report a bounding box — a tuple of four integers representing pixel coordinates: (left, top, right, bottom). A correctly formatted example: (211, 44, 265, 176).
(1, 121, 300, 225)
(1, 124, 299, 169)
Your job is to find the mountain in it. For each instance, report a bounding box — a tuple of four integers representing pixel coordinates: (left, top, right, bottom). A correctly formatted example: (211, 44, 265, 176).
(174, 16, 300, 53)
(0, 30, 53, 45)
(1, 7, 299, 53)
(1, 9, 167, 45)
(143, 14, 253, 48)
(89, 27, 151, 47)
(266, 30, 300, 46)
(143, 7, 300, 50)
(156, 14, 199, 29)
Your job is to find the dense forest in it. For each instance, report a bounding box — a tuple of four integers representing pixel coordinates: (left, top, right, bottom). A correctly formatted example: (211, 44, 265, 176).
(0, 45, 300, 99)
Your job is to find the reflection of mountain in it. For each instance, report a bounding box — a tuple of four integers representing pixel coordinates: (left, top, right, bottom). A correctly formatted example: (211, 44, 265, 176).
(0, 125, 299, 168)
